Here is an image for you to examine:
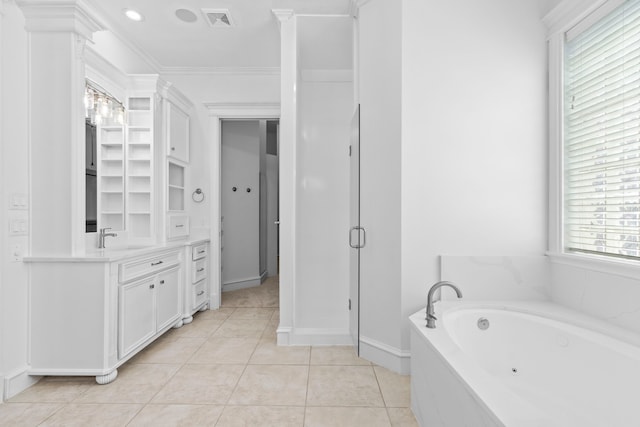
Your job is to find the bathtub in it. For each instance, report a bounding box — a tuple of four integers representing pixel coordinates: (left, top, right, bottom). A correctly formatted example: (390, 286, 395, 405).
(409, 301, 640, 427)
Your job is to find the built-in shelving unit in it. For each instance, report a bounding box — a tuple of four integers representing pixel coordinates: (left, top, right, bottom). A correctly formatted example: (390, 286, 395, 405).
(97, 126, 125, 230)
(168, 161, 185, 212)
(126, 96, 153, 239)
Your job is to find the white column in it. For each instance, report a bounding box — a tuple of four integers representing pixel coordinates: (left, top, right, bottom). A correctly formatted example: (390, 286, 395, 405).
(17, 0, 102, 255)
(208, 113, 222, 310)
(273, 9, 296, 345)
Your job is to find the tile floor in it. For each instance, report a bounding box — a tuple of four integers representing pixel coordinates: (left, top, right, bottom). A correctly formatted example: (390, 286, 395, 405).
(0, 277, 418, 426)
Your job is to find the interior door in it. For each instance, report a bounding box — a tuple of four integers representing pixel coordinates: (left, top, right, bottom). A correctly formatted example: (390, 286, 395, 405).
(349, 105, 361, 354)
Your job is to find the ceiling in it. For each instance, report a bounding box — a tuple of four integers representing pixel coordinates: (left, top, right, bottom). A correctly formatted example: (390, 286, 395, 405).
(86, 0, 353, 72)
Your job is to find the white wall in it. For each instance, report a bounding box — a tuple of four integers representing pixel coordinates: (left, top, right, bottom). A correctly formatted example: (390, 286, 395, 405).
(1, 1, 33, 400)
(221, 120, 261, 288)
(357, 0, 404, 367)
(295, 78, 352, 333)
(400, 0, 549, 354)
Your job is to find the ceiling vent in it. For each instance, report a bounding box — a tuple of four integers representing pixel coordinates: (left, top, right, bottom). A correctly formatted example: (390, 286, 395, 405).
(202, 9, 234, 28)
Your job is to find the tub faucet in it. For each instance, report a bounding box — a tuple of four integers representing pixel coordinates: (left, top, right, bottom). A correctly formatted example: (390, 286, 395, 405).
(426, 281, 463, 329)
(98, 227, 117, 249)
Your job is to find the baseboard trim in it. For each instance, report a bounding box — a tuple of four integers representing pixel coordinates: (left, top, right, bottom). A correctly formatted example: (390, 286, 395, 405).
(222, 277, 261, 292)
(3, 367, 40, 402)
(359, 335, 411, 375)
(276, 326, 352, 346)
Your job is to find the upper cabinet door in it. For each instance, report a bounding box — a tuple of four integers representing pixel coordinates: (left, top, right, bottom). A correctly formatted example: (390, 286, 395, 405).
(166, 101, 189, 163)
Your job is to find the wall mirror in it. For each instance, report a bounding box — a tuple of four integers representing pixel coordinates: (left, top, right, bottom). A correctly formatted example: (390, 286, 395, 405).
(84, 80, 126, 233)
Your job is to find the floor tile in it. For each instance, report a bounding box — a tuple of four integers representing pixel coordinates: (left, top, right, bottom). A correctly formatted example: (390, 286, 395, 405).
(307, 365, 384, 407)
(195, 307, 236, 321)
(129, 337, 205, 364)
(216, 406, 305, 427)
(374, 366, 411, 407)
(387, 407, 420, 427)
(187, 337, 259, 365)
(163, 318, 224, 339)
(304, 407, 391, 427)
(249, 341, 310, 365)
(310, 346, 371, 366)
(228, 365, 308, 406)
(228, 307, 275, 320)
(38, 403, 142, 427)
(7, 378, 93, 403)
(0, 403, 61, 426)
(212, 317, 269, 338)
(127, 404, 224, 426)
(152, 364, 244, 405)
(115, 363, 181, 385)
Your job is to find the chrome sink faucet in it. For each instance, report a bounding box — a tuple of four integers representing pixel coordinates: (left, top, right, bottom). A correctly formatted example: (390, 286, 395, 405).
(426, 281, 463, 329)
(98, 227, 117, 249)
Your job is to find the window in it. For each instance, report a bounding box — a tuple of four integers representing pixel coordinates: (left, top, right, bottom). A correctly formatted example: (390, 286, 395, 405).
(564, 0, 640, 259)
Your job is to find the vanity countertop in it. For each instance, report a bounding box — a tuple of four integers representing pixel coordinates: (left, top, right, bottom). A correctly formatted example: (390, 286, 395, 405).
(24, 237, 210, 263)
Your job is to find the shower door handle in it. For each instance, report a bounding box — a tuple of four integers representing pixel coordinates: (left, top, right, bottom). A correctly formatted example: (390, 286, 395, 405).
(349, 226, 366, 249)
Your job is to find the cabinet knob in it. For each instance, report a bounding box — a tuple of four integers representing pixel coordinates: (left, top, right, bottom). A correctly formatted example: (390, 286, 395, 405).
(171, 147, 176, 151)
(197, 268, 205, 272)
(197, 290, 205, 296)
(149, 284, 155, 289)
(151, 261, 163, 266)
(160, 280, 165, 284)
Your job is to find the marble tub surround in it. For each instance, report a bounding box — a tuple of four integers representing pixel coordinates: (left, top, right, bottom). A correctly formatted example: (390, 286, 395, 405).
(1, 281, 417, 427)
(550, 256, 640, 338)
(440, 255, 551, 301)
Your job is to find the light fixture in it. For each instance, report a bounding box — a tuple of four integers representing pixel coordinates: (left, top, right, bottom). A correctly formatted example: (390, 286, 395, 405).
(123, 9, 144, 22)
(85, 80, 126, 126)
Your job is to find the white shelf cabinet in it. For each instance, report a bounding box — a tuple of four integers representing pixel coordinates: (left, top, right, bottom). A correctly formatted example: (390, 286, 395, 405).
(166, 100, 189, 163)
(125, 96, 154, 240)
(97, 126, 125, 231)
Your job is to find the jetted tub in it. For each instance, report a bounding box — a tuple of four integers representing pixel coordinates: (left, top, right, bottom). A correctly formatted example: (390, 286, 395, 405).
(409, 301, 640, 427)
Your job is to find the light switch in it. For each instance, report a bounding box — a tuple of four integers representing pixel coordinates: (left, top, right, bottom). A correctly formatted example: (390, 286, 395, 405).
(10, 193, 28, 209)
(12, 244, 23, 262)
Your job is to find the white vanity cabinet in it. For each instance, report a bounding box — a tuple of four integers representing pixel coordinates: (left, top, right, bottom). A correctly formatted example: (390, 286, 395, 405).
(183, 241, 210, 323)
(27, 246, 184, 384)
(118, 253, 182, 359)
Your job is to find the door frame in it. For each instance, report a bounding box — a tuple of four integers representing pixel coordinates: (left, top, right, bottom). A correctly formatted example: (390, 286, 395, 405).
(205, 103, 280, 312)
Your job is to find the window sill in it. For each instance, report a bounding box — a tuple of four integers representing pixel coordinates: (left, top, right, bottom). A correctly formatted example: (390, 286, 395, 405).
(546, 251, 640, 280)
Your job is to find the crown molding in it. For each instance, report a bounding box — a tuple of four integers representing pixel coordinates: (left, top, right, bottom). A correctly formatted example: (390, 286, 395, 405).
(16, 0, 104, 39)
(160, 66, 280, 77)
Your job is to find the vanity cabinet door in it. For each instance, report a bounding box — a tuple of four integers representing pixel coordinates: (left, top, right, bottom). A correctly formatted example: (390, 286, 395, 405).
(119, 277, 156, 359)
(156, 266, 182, 331)
(166, 101, 189, 163)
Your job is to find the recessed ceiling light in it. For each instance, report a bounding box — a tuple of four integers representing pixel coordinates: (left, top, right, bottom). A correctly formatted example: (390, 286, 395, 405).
(175, 9, 198, 23)
(123, 9, 144, 22)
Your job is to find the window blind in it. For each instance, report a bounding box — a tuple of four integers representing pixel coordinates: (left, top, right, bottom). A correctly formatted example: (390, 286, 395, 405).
(564, 0, 640, 258)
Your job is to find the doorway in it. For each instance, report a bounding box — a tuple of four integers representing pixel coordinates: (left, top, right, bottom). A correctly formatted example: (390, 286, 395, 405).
(220, 119, 279, 296)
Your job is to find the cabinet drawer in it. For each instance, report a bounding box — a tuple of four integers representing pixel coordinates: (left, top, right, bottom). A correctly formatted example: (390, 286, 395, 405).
(193, 279, 208, 309)
(192, 258, 207, 283)
(118, 250, 181, 283)
(168, 215, 189, 239)
(192, 243, 207, 260)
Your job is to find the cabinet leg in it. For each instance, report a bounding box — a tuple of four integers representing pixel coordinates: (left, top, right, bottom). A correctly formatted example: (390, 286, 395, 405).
(95, 370, 118, 385)
(182, 315, 193, 325)
(199, 304, 209, 312)
(173, 319, 184, 328)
